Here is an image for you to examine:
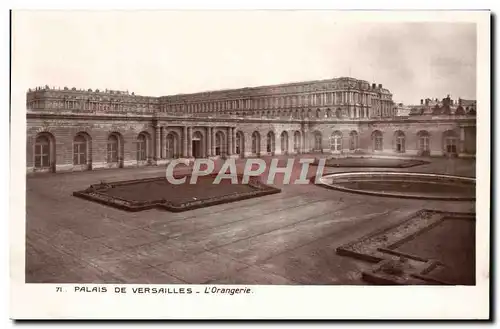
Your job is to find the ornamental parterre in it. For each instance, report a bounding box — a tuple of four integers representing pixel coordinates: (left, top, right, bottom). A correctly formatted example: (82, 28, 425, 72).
(73, 173, 281, 212)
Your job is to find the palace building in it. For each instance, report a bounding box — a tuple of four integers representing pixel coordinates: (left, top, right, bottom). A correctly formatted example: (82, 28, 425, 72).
(26, 77, 477, 173)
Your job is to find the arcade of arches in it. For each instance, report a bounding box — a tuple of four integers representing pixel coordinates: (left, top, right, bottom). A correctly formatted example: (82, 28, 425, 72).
(27, 117, 476, 173)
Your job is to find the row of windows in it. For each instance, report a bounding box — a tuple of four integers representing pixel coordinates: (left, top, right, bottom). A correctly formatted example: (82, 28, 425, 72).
(266, 130, 457, 154)
(32, 129, 460, 169)
(30, 98, 385, 119)
(275, 108, 370, 119)
(370, 130, 458, 154)
(28, 100, 157, 112)
(34, 133, 151, 168)
(160, 92, 383, 114)
(177, 107, 372, 119)
(249, 130, 443, 155)
(250, 131, 304, 155)
(33, 131, 241, 168)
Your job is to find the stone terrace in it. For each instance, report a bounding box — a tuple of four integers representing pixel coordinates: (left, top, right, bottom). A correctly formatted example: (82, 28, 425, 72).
(25, 155, 475, 284)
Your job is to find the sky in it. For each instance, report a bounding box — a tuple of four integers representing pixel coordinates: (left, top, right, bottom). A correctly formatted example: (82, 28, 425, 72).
(13, 11, 477, 105)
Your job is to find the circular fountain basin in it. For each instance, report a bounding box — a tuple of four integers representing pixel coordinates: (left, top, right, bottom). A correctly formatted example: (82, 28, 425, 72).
(317, 172, 475, 201)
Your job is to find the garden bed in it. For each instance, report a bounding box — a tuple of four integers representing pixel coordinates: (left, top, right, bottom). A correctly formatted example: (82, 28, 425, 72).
(73, 174, 281, 212)
(336, 210, 476, 285)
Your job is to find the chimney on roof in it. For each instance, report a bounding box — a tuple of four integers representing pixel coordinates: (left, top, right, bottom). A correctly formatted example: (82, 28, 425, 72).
(371, 83, 376, 89)
(378, 84, 382, 89)
(420, 99, 424, 105)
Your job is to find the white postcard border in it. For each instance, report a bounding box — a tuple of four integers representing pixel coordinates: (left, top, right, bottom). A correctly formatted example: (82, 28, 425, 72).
(9, 9, 491, 320)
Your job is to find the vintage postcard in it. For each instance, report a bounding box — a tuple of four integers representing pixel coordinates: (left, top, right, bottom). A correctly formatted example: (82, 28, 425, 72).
(10, 9, 490, 319)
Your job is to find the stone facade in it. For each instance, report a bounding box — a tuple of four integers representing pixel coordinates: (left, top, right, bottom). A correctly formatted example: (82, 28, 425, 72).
(26, 77, 477, 173)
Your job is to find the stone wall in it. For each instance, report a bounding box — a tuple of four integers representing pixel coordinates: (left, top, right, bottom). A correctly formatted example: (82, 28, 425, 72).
(26, 112, 476, 173)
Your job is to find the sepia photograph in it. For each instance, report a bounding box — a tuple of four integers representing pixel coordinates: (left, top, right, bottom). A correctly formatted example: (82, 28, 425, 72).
(10, 8, 490, 319)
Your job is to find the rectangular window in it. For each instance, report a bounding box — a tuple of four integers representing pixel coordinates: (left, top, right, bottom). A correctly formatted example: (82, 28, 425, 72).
(73, 143, 87, 165)
(41, 155, 49, 167)
(375, 137, 383, 151)
(419, 137, 430, 151)
(34, 144, 50, 168)
(446, 138, 457, 153)
(137, 142, 146, 161)
(34, 145, 41, 158)
(315, 136, 322, 150)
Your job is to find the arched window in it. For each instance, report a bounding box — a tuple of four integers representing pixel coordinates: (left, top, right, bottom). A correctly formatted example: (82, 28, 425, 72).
(417, 131, 430, 154)
(192, 131, 204, 158)
(252, 131, 260, 155)
(349, 131, 358, 150)
(166, 132, 180, 159)
(395, 131, 406, 153)
(107, 134, 119, 163)
(235, 131, 244, 156)
(314, 131, 322, 151)
(280, 131, 289, 154)
(34, 135, 51, 168)
(267, 131, 275, 154)
(215, 132, 224, 156)
(235, 133, 241, 155)
(372, 130, 383, 151)
(73, 135, 87, 165)
(137, 134, 147, 161)
(336, 108, 342, 118)
(294, 131, 301, 153)
(330, 131, 342, 152)
(316, 109, 321, 118)
(325, 109, 332, 118)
